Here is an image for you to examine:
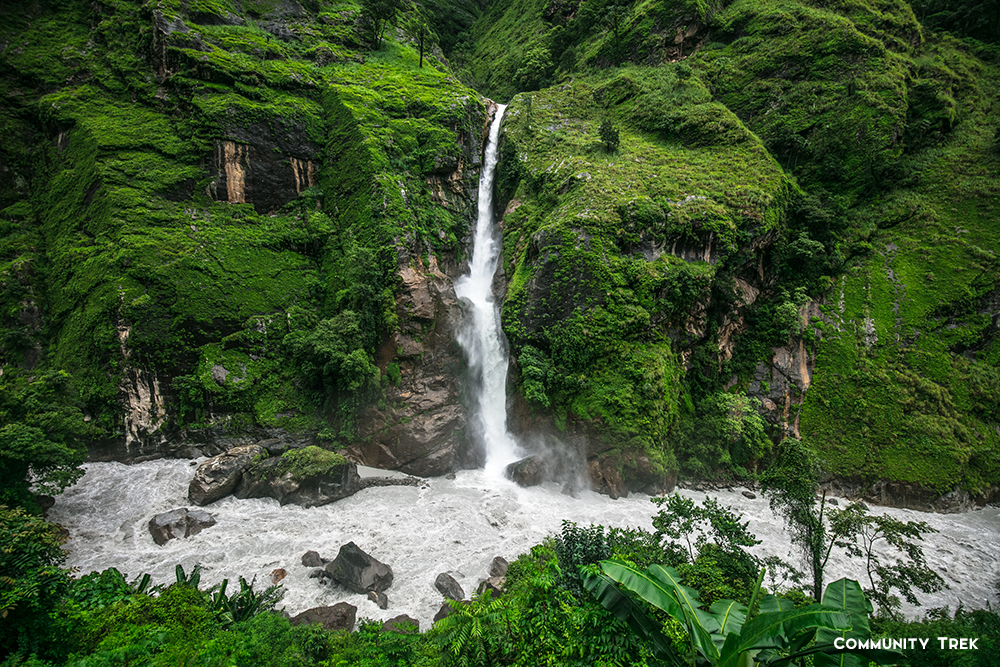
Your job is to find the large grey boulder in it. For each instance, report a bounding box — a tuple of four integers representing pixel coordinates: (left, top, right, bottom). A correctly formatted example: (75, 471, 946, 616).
(290, 602, 357, 632)
(301, 550, 324, 567)
(434, 572, 465, 601)
(148, 508, 216, 545)
(504, 455, 545, 487)
(382, 614, 419, 633)
(188, 444, 265, 505)
(325, 542, 393, 594)
(490, 557, 509, 578)
(235, 446, 362, 508)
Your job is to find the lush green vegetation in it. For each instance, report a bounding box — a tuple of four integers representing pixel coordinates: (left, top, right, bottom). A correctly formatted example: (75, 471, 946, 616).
(464, 0, 1000, 494)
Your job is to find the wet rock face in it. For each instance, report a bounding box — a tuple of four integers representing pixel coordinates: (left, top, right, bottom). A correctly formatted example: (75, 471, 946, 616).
(188, 444, 265, 506)
(821, 477, 999, 514)
(747, 300, 823, 439)
(148, 508, 216, 545)
(212, 129, 318, 214)
(235, 457, 362, 508)
(349, 104, 488, 478)
(291, 602, 357, 632)
(353, 256, 474, 477)
(325, 542, 394, 594)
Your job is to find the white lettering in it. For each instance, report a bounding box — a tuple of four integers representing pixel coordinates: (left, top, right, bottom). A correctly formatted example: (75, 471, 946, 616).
(835, 638, 845, 649)
(970, 638, 978, 649)
(858, 639, 872, 649)
(893, 639, 905, 650)
(950, 638, 959, 649)
(920, 638, 929, 649)
(939, 637, 948, 649)
(960, 638, 968, 650)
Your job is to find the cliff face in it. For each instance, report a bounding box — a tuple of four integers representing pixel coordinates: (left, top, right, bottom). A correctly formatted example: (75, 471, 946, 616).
(1, 0, 998, 502)
(0, 0, 488, 472)
(464, 0, 1000, 502)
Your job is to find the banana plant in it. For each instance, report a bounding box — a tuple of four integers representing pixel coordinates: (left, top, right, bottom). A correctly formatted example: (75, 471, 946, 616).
(583, 559, 902, 666)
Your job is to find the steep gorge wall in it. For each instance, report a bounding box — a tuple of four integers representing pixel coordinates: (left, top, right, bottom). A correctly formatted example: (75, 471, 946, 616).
(467, 0, 1000, 505)
(0, 0, 491, 472)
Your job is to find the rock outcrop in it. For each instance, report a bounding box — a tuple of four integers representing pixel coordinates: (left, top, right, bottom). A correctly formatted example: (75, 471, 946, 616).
(148, 508, 216, 545)
(382, 615, 419, 633)
(188, 445, 265, 506)
(353, 257, 475, 477)
(235, 451, 362, 508)
(325, 542, 394, 595)
(290, 603, 357, 632)
(434, 572, 465, 601)
(821, 477, 1000, 514)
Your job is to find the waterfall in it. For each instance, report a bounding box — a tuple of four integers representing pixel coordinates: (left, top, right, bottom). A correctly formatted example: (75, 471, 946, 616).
(455, 104, 521, 477)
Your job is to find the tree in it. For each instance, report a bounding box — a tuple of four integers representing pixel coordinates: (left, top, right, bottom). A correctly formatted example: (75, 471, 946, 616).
(360, 0, 405, 49)
(599, 120, 620, 152)
(434, 589, 513, 667)
(760, 438, 828, 601)
(602, 3, 629, 40)
(0, 371, 89, 512)
(763, 440, 947, 616)
(826, 502, 946, 617)
(0, 505, 72, 657)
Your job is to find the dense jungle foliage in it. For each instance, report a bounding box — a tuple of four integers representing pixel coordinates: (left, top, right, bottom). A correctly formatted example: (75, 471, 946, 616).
(1, 0, 999, 662)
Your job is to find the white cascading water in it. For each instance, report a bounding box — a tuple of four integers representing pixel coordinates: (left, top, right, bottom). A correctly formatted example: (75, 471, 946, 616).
(454, 103, 521, 476)
(47, 102, 1000, 632)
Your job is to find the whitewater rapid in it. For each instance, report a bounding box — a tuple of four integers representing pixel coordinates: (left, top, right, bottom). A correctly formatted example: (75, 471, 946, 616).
(50, 459, 1000, 630)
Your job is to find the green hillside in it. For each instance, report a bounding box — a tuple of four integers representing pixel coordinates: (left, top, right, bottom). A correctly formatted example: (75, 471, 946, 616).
(1, 0, 998, 501)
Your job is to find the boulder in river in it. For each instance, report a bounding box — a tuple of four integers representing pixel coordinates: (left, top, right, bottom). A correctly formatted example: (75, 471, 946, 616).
(301, 550, 324, 567)
(148, 508, 216, 545)
(504, 455, 545, 487)
(434, 572, 465, 601)
(476, 577, 504, 598)
(291, 602, 357, 632)
(188, 444, 265, 505)
(235, 446, 362, 507)
(367, 590, 389, 609)
(325, 541, 394, 594)
(489, 556, 509, 578)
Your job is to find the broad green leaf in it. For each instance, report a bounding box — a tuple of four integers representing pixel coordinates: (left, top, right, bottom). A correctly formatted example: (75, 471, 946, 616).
(646, 564, 721, 661)
(815, 578, 891, 667)
(598, 560, 684, 619)
(710, 599, 748, 647)
(599, 560, 719, 663)
(582, 571, 684, 664)
(767, 641, 904, 667)
(759, 594, 794, 614)
(716, 605, 851, 667)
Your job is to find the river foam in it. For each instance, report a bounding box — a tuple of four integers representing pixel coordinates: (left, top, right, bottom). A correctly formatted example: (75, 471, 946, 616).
(50, 459, 1000, 630)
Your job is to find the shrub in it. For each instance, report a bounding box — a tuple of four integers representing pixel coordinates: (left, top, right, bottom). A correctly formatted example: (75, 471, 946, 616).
(599, 120, 620, 152)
